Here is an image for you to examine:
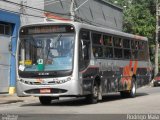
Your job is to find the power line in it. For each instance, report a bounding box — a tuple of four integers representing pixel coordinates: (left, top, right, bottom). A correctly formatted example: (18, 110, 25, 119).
(35, 0, 69, 7)
(0, 0, 71, 16)
(0, 8, 45, 19)
(0, 0, 119, 29)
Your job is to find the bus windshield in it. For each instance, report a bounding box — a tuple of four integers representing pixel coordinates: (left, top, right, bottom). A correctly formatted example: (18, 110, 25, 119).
(18, 33, 74, 74)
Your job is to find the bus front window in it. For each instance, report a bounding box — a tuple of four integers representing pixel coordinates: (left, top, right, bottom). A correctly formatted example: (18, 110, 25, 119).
(18, 34, 74, 75)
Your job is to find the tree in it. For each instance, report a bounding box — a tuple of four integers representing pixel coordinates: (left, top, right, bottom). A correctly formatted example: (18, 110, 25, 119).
(105, 0, 156, 63)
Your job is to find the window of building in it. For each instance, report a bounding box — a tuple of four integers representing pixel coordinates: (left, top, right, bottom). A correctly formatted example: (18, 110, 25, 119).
(0, 24, 4, 34)
(5, 25, 11, 35)
(0, 22, 11, 35)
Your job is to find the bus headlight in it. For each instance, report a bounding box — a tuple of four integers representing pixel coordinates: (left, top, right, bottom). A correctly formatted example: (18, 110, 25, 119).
(19, 77, 72, 85)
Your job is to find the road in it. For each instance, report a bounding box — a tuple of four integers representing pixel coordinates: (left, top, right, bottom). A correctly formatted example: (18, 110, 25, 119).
(0, 86, 160, 120)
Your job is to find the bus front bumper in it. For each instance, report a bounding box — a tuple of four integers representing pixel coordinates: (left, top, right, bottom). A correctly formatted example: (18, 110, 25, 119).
(16, 79, 81, 97)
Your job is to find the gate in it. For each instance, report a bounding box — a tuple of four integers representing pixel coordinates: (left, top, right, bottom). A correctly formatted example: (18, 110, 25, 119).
(0, 35, 11, 93)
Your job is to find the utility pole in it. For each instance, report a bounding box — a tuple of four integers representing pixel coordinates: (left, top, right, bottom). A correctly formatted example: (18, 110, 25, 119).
(70, 0, 90, 21)
(70, 0, 75, 21)
(155, 0, 160, 76)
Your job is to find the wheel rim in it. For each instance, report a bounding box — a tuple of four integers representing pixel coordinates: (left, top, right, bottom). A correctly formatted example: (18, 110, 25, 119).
(93, 85, 98, 98)
(131, 82, 136, 95)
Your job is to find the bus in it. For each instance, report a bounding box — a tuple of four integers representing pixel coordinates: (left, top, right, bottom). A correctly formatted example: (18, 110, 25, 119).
(16, 21, 152, 104)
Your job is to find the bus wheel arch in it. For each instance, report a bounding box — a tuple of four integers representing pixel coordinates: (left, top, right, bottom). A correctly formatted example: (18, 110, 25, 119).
(85, 76, 102, 104)
(120, 76, 137, 98)
(94, 76, 102, 100)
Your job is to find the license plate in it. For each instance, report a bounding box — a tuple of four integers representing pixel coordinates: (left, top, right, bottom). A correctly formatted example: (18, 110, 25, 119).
(40, 88, 51, 93)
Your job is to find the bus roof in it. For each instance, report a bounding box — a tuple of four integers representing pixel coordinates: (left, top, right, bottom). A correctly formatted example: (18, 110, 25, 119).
(20, 21, 148, 41)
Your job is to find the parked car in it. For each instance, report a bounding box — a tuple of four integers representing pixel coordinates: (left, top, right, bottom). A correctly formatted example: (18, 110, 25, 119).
(153, 73, 160, 87)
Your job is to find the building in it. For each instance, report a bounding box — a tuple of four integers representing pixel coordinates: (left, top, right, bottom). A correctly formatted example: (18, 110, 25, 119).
(0, 0, 123, 94)
(44, 0, 123, 31)
(0, 0, 44, 94)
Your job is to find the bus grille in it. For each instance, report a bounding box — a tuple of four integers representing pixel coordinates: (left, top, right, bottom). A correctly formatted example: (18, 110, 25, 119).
(25, 88, 67, 94)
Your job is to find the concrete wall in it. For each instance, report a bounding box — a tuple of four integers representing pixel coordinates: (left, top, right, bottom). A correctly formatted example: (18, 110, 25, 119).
(0, 0, 44, 94)
(0, 2, 20, 94)
(0, 0, 20, 13)
(20, 0, 44, 25)
(0, 0, 44, 25)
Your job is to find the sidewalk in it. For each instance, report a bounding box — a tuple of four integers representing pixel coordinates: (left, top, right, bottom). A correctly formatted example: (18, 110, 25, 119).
(0, 94, 36, 104)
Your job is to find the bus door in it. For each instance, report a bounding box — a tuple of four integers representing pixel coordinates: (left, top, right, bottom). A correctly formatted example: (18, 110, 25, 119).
(79, 30, 96, 95)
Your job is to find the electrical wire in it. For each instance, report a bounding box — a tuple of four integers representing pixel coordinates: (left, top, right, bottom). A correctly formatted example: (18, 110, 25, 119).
(0, 0, 71, 16)
(30, 0, 55, 6)
(0, 8, 45, 18)
(0, 0, 120, 29)
(35, 0, 69, 7)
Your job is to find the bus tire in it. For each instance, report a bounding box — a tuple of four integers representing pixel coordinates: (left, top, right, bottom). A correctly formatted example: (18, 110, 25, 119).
(129, 78, 137, 97)
(39, 96, 52, 105)
(85, 81, 98, 104)
(120, 77, 136, 98)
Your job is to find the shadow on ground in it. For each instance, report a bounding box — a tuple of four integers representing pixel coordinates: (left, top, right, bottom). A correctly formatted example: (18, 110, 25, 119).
(21, 92, 148, 107)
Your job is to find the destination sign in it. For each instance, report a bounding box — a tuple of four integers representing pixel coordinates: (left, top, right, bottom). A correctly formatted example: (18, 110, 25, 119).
(20, 25, 75, 35)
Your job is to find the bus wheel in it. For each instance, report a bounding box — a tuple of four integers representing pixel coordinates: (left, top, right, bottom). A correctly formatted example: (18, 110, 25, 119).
(129, 78, 136, 98)
(120, 78, 136, 98)
(39, 96, 52, 105)
(86, 82, 98, 104)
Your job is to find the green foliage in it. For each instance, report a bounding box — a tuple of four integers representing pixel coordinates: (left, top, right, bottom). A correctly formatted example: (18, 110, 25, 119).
(123, 4, 155, 39)
(105, 0, 156, 63)
(106, 0, 156, 38)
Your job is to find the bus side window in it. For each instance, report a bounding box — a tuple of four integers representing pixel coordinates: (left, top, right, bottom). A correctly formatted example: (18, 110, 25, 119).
(93, 46, 103, 57)
(113, 37, 123, 59)
(131, 40, 139, 60)
(103, 35, 113, 58)
(81, 40, 90, 60)
(79, 30, 90, 71)
(92, 33, 103, 58)
(123, 39, 131, 59)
